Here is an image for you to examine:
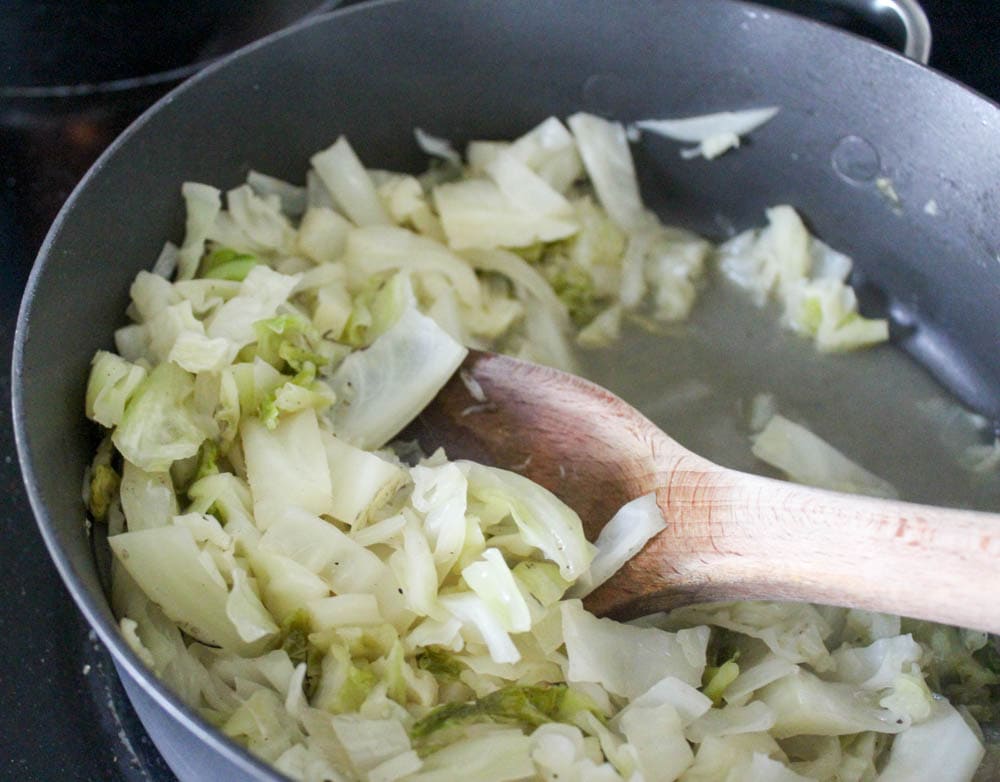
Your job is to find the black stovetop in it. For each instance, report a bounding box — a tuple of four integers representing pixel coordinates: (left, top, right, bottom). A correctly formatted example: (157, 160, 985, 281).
(2, 2, 998, 779)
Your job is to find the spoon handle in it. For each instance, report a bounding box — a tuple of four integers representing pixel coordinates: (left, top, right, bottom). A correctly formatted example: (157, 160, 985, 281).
(411, 350, 1000, 630)
(585, 464, 1000, 632)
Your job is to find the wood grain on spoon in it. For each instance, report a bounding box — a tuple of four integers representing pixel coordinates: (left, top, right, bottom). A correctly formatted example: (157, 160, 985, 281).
(403, 350, 1000, 633)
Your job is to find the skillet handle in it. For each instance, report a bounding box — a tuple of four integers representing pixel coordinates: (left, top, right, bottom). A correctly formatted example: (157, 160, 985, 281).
(823, 0, 932, 62)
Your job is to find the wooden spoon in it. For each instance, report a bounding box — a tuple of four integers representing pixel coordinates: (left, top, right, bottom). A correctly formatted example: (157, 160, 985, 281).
(403, 350, 1000, 632)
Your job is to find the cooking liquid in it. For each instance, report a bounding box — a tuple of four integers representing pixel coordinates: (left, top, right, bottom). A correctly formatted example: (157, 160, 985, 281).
(578, 268, 1000, 513)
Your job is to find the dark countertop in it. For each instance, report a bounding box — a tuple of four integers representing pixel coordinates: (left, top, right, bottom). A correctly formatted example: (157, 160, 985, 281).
(1, 2, 998, 779)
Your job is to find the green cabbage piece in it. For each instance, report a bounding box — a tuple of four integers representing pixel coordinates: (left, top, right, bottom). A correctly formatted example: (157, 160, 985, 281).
(327, 305, 468, 450)
(112, 362, 208, 472)
(460, 462, 595, 582)
(903, 620, 1000, 722)
(569, 491, 665, 598)
(567, 113, 645, 232)
(752, 413, 898, 499)
(411, 684, 589, 751)
(120, 460, 176, 531)
(718, 205, 888, 352)
(322, 430, 406, 529)
(86, 350, 148, 428)
(242, 409, 334, 526)
(205, 265, 300, 351)
(278, 609, 324, 699)
(416, 647, 463, 680)
(461, 548, 531, 633)
(757, 669, 910, 738)
(313, 644, 378, 714)
(109, 525, 256, 653)
(297, 206, 350, 265)
(87, 464, 121, 522)
(703, 659, 741, 705)
(310, 136, 391, 227)
(562, 600, 708, 698)
(878, 700, 984, 782)
(248, 549, 329, 625)
(619, 701, 693, 780)
(341, 270, 417, 349)
(252, 313, 325, 372)
(511, 560, 570, 608)
(666, 602, 836, 672)
(201, 247, 259, 281)
(177, 182, 221, 280)
(433, 177, 578, 250)
(406, 730, 534, 782)
(210, 185, 297, 255)
(256, 363, 335, 431)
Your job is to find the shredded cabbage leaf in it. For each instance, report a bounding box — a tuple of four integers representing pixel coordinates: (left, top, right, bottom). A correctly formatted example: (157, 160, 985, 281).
(634, 107, 780, 160)
(752, 413, 898, 499)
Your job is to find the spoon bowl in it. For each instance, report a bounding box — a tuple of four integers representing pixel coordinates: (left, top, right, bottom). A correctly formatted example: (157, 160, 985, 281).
(404, 350, 1000, 631)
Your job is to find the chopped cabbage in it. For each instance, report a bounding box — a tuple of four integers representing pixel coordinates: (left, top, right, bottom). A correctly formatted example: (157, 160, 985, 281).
(86, 350, 147, 428)
(878, 700, 985, 781)
(619, 702, 693, 780)
(562, 600, 708, 697)
(461, 462, 595, 581)
(247, 170, 308, 218)
(752, 413, 898, 499)
(634, 107, 780, 160)
(242, 409, 335, 528)
(718, 205, 889, 351)
(327, 306, 468, 449)
(212, 185, 297, 255)
(109, 525, 258, 653)
(310, 137, 391, 227)
(406, 730, 535, 782)
(112, 362, 208, 472)
(297, 207, 351, 265)
(758, 669, 911, 737)
(177, 182, 222, 280)
(434, 178, 579, 250)
(569, 492, 664, 598)
(119, 460, 177, 532)
(322, 431, 406, 528)
(568, 113, 645, 232)
(461, 548, 532, 633)
(343, 226, 481, 310)
(83, 116, 993, 782)
(413, 127, 461, 166)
